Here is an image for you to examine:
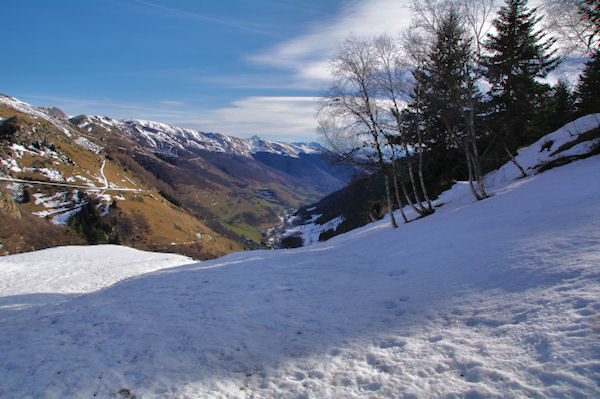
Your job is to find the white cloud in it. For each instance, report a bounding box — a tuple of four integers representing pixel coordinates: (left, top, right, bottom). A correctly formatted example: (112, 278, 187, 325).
(249, 0, 413, 84)
(182, 96, 322, 142)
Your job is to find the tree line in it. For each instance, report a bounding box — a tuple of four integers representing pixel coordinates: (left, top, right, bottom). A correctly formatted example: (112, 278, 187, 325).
(318, 0, 599, 228)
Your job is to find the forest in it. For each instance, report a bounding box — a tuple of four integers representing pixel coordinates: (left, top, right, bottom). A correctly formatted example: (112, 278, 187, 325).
(317, 0, 599, 228)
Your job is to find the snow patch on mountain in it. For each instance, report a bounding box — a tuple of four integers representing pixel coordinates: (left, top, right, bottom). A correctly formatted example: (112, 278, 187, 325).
(0, 95, 74, 138)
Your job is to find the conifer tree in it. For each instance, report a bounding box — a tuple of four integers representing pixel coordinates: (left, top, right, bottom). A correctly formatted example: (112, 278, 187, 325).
(574, 0, 600, 116)
(575, 50, 600, 115)
(544, 80, 576, 133)
(417, 8, 488, 200)
(484, 0, 559, 173)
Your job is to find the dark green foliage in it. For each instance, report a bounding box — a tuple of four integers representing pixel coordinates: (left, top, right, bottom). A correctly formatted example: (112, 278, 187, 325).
(575, 50, 600, 115)
(21, 188, 31, 204)
(67, 197, 151, 246)
(67, 199, 105, 245)
(536, 81, 577, 135)
(280, 234, 303, 248)
(159, 190, 182, 207)
(579, 0, 600, 49)
(416, 9, 473, 143)
(484, 0, 559, 148)
(0, 117, 19, 140)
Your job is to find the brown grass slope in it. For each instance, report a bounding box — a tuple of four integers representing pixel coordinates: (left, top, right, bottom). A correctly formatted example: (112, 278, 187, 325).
(0, 98, 241, 259)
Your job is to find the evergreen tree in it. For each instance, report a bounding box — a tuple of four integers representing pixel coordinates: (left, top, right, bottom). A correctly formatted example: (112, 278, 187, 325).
(575, 50, 600, 115)
(416, 8, 488, 200)
(545, 80, 576, 133)
(484, 0, 559, 159)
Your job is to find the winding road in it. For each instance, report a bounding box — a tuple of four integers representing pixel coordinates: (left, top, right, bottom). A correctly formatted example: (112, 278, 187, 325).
(0, 158, 143, 192)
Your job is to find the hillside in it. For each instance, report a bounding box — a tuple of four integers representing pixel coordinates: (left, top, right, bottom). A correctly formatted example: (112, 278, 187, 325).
(0, 126, 598, 397)
(281, 113, 600, 246)
(0, 95, 243, 259)
(0, 94, 350, 257)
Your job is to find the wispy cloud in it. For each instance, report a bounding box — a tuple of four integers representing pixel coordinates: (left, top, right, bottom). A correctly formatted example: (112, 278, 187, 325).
(248, 0, 414, 85)
(158, 100, 186, 107)
(134, 0, 282, 38)
(182, 96, 322, 142)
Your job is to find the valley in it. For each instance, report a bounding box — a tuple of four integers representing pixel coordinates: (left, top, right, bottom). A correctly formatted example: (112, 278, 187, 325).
(0, 94, 350, 258)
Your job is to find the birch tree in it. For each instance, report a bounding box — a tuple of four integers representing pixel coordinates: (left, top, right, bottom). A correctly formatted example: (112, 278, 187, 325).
(373, 35, 435, 217)
(318, 36, 399, 228)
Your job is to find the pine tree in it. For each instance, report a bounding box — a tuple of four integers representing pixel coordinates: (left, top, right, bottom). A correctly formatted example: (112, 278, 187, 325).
(417, 8, 488, 200)
(547, 80, 576, 132)
(575, 50, 600, 115)
(572, 0, 600, 116)
(535, 80, 576, 135)
(484, 0, 559, 158)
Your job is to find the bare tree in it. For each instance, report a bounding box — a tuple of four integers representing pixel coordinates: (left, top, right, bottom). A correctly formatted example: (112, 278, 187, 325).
(410, 0, 498, 51)
(541, 0, 599, 55)
(373, 35, 434, 216)
(318, 36, 398, 228)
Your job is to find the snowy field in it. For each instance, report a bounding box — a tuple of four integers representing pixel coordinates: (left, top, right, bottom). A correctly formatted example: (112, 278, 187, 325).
(0, 123, 599, 397)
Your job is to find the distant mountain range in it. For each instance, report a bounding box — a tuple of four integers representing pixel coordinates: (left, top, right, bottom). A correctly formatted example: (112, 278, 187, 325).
(0, 93, 351, 258)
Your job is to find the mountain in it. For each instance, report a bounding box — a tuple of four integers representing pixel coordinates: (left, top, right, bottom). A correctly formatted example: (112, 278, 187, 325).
(69, 115, 350, 198)
(0, 94, 351, 258)
(0, 126, 598, 397)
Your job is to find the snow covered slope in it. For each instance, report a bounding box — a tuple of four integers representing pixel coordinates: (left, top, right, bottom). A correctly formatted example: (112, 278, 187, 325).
(0, 143, 599, 396)
(282, 113, 600, 246)
(0, 245, 192, 296)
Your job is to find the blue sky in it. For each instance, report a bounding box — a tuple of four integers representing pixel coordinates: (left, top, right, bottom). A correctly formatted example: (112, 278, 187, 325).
(1, 0, 414, 142)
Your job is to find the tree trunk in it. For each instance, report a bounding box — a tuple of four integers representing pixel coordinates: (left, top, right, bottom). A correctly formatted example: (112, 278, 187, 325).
(368, 212, 378, 223)
(465, 149, 483, 201)
(392, 160, 409, 223)
(403, 144, 426, 213)
(412, 80, 434, 213)
(469, 138, 488, 198)
(502, 139, 527, 178)
(416, 144, 434, 213)
(384, 173, 398, 228)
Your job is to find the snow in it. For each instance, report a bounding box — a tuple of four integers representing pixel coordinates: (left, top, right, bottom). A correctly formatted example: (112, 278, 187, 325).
(74, 136, 103, 154)
(0, 126, 599, 397)
(37, 167, 65, 182)
(110, 119, 327, 159)
(485, 113, 599, 187)
(0, 245, 192, 297)
(0, 157, 21, 173)
(0, 95, 75, 138)
(9, 143, 33, 158)
(284, 215, 345, 246)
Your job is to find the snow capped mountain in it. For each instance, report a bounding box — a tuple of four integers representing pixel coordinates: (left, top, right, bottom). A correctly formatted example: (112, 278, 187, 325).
(0, 93, 329, 161)
(72, 115, 326, 159)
